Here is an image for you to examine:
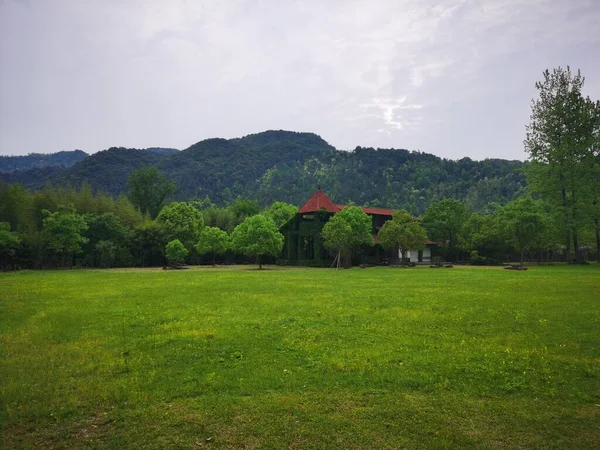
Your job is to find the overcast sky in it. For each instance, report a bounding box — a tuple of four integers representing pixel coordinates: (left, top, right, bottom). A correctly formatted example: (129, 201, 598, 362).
(1, 0, 599, 160)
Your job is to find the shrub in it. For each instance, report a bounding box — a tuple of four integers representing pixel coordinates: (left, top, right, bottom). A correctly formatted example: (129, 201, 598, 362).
(165, 239, 188, 266)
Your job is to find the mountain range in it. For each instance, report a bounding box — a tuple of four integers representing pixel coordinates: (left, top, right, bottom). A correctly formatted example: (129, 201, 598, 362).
(0, 130, 526, 214)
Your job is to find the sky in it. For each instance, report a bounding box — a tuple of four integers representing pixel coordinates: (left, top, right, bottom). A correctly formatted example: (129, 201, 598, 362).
(1, 0, 599, 161)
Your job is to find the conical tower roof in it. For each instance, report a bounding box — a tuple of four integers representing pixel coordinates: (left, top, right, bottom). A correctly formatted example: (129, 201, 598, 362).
(297, 188, 341, 214)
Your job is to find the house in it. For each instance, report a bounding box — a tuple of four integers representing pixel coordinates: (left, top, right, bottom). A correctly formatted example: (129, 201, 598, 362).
(279, 189, 437, 266)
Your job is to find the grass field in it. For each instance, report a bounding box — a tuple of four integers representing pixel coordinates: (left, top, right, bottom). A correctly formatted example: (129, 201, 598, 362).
(1, 265, 599, 449)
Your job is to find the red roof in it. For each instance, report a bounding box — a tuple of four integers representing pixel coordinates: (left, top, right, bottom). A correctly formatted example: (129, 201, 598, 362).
(362, 206, 394, 216)
(298, 189, 395, 216)
(298, 190, 438, 246)
(298, 189, 341, 214)
(334, 204, 393, 216)
(298, 189, 421, 220)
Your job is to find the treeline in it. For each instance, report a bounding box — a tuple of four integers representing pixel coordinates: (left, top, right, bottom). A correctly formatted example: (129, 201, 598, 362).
(0, 181, 297, 270)
(1, 177, 598, 271)
(421, 197, 599, 264)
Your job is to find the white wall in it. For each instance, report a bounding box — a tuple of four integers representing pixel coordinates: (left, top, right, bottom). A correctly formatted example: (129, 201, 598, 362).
(398, 247, 432, 262)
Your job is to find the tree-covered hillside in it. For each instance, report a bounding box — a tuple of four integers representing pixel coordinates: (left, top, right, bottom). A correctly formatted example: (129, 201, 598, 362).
(0, 130, 526, 214)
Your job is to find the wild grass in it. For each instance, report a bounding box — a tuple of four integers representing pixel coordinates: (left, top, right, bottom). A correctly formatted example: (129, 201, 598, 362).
(1, 265, 599, 449)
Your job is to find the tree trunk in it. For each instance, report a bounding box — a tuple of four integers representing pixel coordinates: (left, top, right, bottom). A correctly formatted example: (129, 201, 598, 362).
(212, 254, 216, 267)
(562, 186, 571, 264)
(257, 255, 262, 270)
(521, 248, 525, 266)
(595, 217, 600, 263)
(572, 194, 581, 263)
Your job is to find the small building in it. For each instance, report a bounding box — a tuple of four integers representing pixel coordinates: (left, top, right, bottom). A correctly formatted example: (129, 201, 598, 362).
(279, 189, 437, 266)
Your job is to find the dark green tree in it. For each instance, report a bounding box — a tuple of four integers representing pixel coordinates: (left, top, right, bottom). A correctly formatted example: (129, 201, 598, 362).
(41, 205, 89, 267)
(321, 206, 372, 269)
(229, 198, 260, 220)
(95, 240, 117, 268)
(0, 222, 21, 270)
(422, 198, 468, 260)
(459, 211, 504, 258)
(195, 226, 230, 266)
(127, 166, 175, 218)
(587, 107, 600, 262)
(524, 67, 599, 263)
(129, 221, 168, 267)
(499, 197, 547, 265)
(83, 212, 130, 267)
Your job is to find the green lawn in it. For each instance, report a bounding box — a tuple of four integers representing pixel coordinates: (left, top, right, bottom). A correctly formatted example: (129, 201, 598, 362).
(1, 265, 599, 449)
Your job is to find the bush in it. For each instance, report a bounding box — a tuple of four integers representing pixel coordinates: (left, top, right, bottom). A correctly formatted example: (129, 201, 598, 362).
(165, 239, 188, 266)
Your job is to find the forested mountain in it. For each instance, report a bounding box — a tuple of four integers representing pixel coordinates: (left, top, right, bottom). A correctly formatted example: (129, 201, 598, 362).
(0, 130, 526, 214)
(0, 150, 88, 172)
(145, 147, 180, 155)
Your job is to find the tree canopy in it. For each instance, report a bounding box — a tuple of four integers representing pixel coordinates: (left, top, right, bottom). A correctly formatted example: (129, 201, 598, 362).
(195, 226, 230, 266)
(321, 206, 373, 268)
(378, 210, 428, 259)
(157, 202, 204, 248)
(231, 215, 283, 269)
(499, 197, 547, 265)
(264, 201, 298, 228)
(0, 221, 21, 269)
(127, 166, 175, 218)
(524, 67, 600, 263)
(165, 239, 188, 266)
(41, 205, 89, 266)
(422, 198, 468, 259)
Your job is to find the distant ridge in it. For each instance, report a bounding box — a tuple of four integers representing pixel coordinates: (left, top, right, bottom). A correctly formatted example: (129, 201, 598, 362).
(145, 147, 179, 155)
(0, 150, 88, 173)
(0, 130, 526, 214)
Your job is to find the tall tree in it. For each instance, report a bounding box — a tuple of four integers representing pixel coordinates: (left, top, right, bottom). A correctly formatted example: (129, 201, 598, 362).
(156, 202, 204, 248)
(499, 197, 547, 265)
(0, 221, 21, 270)
(129, 220, 168, 267)
(421, 198, 468, 260)
(378, 210, 428, 261)
(321, 206, 373, 269)
(127, 166, 175, 218)
(41, 205, 89, 267)
(587, 101, 600, 262)
(459, 211, 504, 258)
(524, 67, 598, 263)
(83, 212, 130, 267)
(231, 215, 283, 269)
(195, 226, 230, 266)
